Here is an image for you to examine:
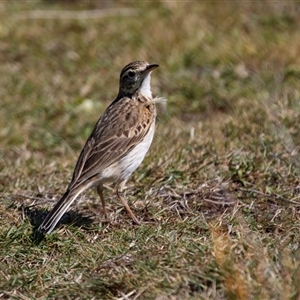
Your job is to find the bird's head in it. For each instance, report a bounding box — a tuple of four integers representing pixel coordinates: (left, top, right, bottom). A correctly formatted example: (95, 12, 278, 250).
(118, 61, 159, 98)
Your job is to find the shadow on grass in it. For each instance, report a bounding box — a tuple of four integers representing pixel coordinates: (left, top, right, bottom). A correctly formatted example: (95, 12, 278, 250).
(20, 205, 94, 244)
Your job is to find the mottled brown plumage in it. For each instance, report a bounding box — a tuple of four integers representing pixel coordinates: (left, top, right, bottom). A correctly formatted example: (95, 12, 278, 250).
(38, 61, 159, 234)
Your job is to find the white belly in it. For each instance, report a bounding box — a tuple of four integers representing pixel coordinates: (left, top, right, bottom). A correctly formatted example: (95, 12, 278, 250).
(119, 121, 155, 180)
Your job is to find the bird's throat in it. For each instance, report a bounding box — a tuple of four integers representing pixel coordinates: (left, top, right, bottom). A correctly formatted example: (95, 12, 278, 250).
(139, 73, 152, 98)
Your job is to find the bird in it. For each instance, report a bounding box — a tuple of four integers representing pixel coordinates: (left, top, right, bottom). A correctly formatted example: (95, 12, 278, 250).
(38, 61, 160, 234)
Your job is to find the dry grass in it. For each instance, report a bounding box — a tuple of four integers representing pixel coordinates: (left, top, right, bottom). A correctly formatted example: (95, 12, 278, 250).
(1, 1, 300, 299)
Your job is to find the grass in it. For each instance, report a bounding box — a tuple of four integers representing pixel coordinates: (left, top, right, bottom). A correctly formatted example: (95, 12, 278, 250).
(1, 1, 300, 299)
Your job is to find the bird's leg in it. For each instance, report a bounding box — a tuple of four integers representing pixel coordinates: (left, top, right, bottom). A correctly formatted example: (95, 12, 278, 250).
(97, 186, 108, 219)
(116, 180, 140, 224)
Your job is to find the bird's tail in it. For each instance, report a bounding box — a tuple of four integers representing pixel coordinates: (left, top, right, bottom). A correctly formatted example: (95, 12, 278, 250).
(38, 189, 81, 234)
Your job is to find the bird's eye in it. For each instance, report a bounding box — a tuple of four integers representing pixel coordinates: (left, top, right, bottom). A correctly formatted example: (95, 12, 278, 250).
(127, 71, 135, 78)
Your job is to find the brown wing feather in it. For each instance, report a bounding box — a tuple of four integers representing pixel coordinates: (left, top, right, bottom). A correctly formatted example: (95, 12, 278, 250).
(68, 96, 155, 190)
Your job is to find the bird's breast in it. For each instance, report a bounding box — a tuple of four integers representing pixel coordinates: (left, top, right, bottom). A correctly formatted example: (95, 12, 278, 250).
(119, 121, 156, 180)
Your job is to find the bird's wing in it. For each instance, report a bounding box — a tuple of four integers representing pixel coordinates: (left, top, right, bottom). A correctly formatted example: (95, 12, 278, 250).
(68, 96, 156, 190)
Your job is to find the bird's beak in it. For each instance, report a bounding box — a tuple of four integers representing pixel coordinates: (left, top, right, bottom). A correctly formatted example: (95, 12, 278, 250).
(144, 64, 159, 74)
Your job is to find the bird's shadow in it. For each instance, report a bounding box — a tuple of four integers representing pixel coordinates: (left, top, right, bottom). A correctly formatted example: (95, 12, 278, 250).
(21, 205, 94, 244)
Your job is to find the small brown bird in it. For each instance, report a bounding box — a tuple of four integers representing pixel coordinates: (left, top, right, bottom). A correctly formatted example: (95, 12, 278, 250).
(38, 61, 160, 234)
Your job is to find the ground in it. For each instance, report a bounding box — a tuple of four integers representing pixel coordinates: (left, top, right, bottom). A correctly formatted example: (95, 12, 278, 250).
(0, 1, 300, 299)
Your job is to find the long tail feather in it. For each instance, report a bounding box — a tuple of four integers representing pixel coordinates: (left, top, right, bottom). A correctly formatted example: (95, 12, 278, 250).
(38, 189, 81, 234)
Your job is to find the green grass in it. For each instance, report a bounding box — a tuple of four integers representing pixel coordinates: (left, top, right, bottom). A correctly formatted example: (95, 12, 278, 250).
(1, 1, 300, 299)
